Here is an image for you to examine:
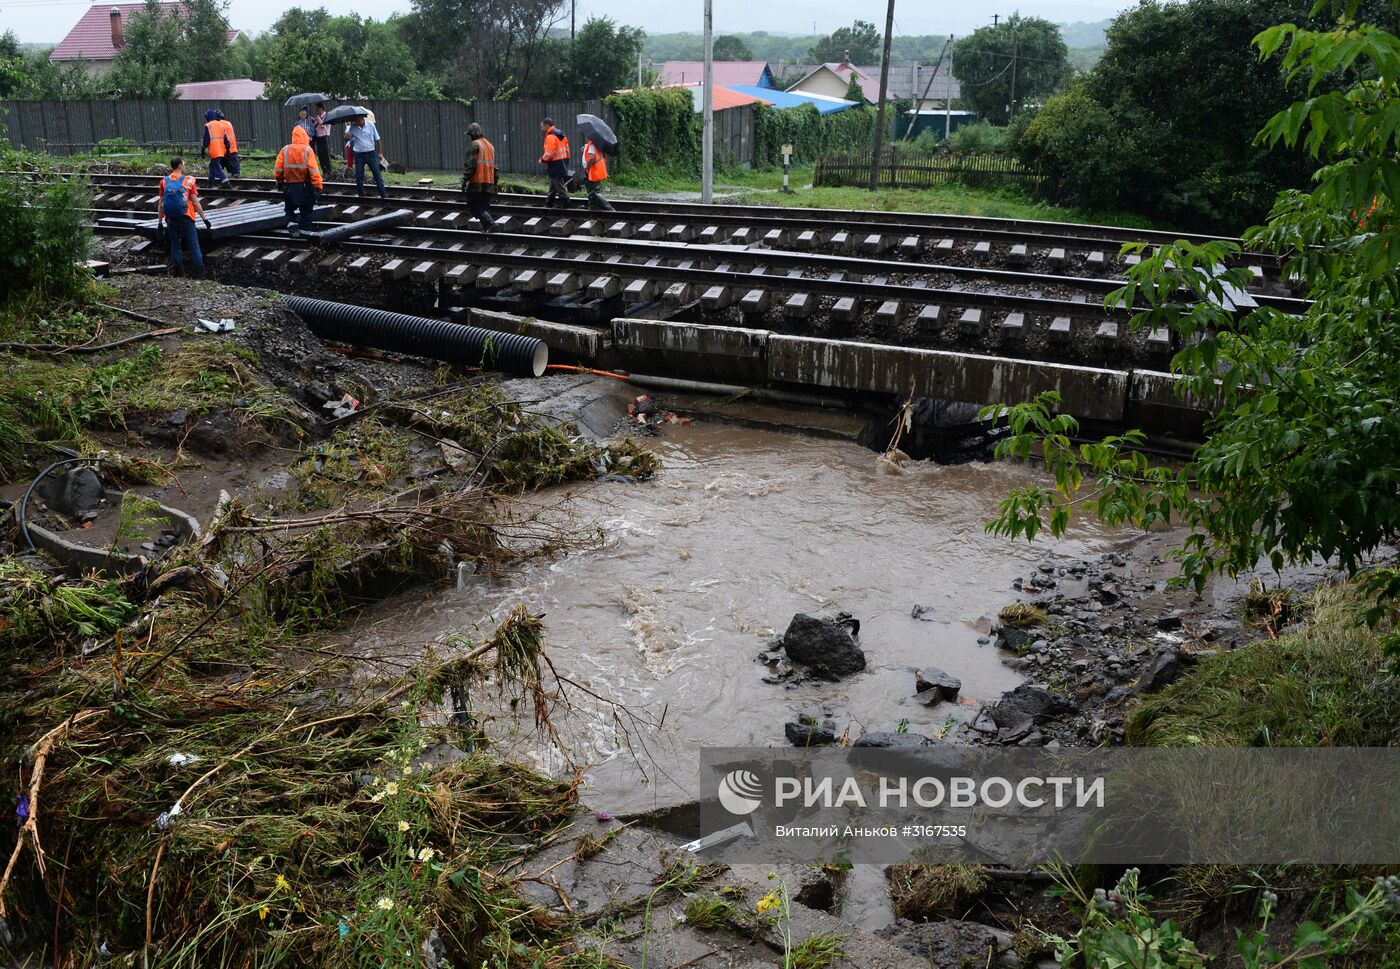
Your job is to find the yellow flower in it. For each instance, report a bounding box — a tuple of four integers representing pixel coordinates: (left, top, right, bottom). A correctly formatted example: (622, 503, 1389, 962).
(275, 874, 290, 893)
(397, 820, 410, 833)
(376, 897, 394, 911)
(259, 905, 270, 920)
(417, 847, 435, 863)
(384, 782, 399, 796)
(756, 890, 780, 915)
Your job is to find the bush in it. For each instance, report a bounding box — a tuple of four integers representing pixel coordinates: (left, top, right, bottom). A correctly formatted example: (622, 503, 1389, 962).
(754, 103, 875, 168)
(1013, 85, 1147, 210)
(605, 87, 700, 175)
(948, 119, 1008, 154)
(0, 149, 93, 309)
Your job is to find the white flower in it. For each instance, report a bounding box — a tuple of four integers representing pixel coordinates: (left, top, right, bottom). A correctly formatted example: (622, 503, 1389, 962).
(402, 765, 414, 776)
(376, 897, 394, 911)
(417, 847, 435, 863)
(384, 782, 399, 796)
(397, 820, 410, 833)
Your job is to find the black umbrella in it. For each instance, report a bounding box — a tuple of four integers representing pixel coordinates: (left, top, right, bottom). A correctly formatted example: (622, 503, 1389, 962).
(576, 113, 617, 155)
(323, 104, 370, 123)
(284, 92, 332, 109)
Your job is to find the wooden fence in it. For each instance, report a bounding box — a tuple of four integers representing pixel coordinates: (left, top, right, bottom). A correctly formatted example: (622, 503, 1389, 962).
(814, 148, 1043, 194)
(0, 97, 756, 173)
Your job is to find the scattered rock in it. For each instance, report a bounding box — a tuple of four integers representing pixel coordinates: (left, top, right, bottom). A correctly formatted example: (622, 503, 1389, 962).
(165, 410, 188, 427)
(1135, 649, 1185, 692)
(910, 604, 936, 621)
(780, 613, 866, 679)
(915, 667, 961, 701)
(969, 710, 998, 734)
(42, 467, 104, 517)
(878, 918, 1006, 967)
(784, 716, 838, 747)
(989, 684, 1074, 733)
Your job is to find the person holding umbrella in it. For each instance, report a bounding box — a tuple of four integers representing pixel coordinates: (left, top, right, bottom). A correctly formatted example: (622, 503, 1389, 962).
(345, 113, 388, 198)
(295, 106, 316, 142)
(577, 113, 617, 211)
(460, 122, 498, 231)
(538, 117, 571, 208)
(313, 102, 332, 175)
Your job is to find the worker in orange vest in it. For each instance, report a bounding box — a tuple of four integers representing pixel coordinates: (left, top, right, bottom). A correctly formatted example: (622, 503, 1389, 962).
(201, 108, 238, 187)
(539, 117, 571, 208)
(215, 111, 240, 179)
(274, 126, 324, 237)
(155, 156, 212, 276)
(461, 122, 498, 231)
(580, 135, 614, 212)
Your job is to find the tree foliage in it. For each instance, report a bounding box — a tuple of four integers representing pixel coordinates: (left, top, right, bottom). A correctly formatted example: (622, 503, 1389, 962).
(952, 14, 1070, 124)
(262, 9, 439, 101)
(108, 0, 233, 98)
(986, 0, 1400, 637)
(551, 16, 645, 99)
(807, 20, 881, 64)
(0, 151, 92, 308)
(402, 0, 565, 100)
(1011, 0, 1323, 231)
(712, 35, 753, 61)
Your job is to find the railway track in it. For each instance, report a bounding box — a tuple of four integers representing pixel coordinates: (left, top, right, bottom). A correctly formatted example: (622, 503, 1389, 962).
(78, 172, 1302, 371)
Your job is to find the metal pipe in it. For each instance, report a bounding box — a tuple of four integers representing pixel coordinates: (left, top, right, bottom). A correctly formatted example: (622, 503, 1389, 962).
(626, 373, 846, 408)
(284, 296, 548, 377)
(309, 209, 414, 243)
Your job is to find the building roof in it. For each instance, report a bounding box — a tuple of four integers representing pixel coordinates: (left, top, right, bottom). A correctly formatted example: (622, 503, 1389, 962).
(51, 3, 239, 63)
(658, 60, 774, 89)
(728, 85, 859, 115)
(786, 62, 961, 102)
(174, 78, 265, 100)
(667, 83, 771, 111)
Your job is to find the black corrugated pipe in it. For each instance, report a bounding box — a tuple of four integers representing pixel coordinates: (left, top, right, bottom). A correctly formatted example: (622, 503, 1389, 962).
(284, 295, 548, 377)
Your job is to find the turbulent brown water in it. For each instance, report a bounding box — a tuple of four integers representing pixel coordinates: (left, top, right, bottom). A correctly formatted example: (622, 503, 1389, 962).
(353, 422, 1117, 815)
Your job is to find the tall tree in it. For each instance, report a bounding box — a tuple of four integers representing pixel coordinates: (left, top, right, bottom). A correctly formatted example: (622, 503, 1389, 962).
(262, 10, 437, 101)
(987, 0, 1400, 625)
(952, 14, 1069, 124)
(562, 16, 645, 98)
(807, 20, 881, 64)
(712, 35, 753, 60)
(110, 0, 185, 98)
(403, 0, 566, 100)
(1011, 0, 1321, 230)
(182, 0, 232, 80)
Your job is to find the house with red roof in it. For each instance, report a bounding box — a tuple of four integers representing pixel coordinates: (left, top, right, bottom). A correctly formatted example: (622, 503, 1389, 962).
(49, 3, 240, 76)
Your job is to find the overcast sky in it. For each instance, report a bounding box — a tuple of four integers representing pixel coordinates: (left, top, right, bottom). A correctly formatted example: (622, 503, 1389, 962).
(3, 0, 1142, 46)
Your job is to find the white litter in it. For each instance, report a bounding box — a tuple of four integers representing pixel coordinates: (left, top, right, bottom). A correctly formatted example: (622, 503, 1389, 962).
(167, 752, 202, 767)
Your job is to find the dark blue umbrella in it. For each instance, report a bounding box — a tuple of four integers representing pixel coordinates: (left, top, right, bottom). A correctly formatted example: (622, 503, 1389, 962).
(576, 113, 617, 155)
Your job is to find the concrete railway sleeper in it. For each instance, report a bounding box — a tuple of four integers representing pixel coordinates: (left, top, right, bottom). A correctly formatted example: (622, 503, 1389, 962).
(76, 172, 1286, 281)
(87, 200, 1307, 321)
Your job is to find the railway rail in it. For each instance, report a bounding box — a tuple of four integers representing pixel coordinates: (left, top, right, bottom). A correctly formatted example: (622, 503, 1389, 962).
(78, 171, 1303, 371)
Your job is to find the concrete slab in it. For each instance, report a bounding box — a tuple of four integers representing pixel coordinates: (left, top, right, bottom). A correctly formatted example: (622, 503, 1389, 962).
(612, 317, 768, 383)
(767, 335, 1131, 421)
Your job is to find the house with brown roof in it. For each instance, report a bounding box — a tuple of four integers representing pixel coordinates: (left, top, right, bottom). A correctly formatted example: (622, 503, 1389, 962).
(49, 3, 239, 76)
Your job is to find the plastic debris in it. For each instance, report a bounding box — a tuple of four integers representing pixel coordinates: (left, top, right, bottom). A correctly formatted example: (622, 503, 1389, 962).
(323, 393, 361, 420)
(167, 752, 202, 767)
(197, 317, 236, 333)
(155, 800, 183, 830)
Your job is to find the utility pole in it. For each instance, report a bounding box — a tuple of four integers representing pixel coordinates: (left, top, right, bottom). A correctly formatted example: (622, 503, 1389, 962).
(702, 0, 714, 204)
(571, 0, 576, 40)
(867, 0, 896, 190)
(1008, 32, 1018, 119)
(637, 51, 643, 88)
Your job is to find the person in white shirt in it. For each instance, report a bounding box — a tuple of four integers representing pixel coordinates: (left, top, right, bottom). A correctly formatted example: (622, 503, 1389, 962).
(344, 115, 388, 198)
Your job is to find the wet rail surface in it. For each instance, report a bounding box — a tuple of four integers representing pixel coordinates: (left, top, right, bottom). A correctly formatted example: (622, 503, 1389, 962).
(348, 422, 1118, 814)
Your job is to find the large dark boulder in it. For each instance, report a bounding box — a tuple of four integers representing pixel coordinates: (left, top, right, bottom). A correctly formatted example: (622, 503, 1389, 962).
(781, 613, 866, 678)
(915, 667, 962, 702)
(40, 467, 104, 518)
(989, 683, 1075, 733)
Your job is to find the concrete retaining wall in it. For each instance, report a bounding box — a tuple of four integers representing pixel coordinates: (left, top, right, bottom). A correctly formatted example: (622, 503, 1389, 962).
(611, 319, 769, 383)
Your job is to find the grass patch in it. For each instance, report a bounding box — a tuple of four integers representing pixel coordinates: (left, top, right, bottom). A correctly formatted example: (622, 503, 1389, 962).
(683, 894, 737, 930)
(1125, 582, 1400, 748)
(888, 864, 990, 920)
(291, 418, 412, 510)
(789, 932, 845, 969)
(997, 602, 1047, 629)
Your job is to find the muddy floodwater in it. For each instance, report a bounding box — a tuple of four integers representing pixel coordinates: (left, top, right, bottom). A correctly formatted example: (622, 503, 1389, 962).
(352, 422, 1118, 814)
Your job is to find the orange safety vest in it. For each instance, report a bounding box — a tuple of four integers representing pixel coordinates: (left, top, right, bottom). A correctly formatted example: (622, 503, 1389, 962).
(217, 118, 238, 154)
(583, 141, 607, 182)
(540, 128, 570, 163)
(159, 172, 198, 220)
(467, 137, 497, 184)
(205, 119, 227, 159)
(275, 130, 324, 189)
